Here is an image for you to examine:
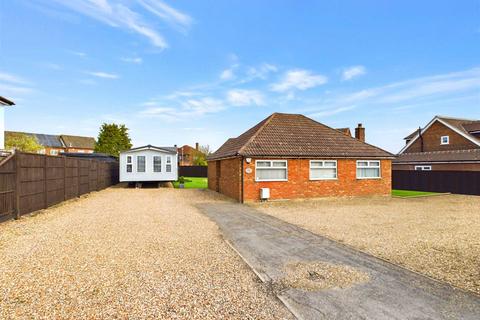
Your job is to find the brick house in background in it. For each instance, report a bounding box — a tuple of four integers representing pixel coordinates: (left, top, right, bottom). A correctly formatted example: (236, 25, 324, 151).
(60, 135, 95, 153)
(394, 116, 480, 171)
(177, 143, 204, 166)
(5, 131, 96, 156)
(207, 113, 394, 202)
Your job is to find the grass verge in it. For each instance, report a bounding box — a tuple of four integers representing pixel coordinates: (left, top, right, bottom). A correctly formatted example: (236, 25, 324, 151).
(173, 177, 208, 189)
(392, 189, 440, 197)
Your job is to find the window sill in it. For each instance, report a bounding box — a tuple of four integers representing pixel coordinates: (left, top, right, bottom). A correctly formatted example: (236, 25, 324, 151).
(356, 177, 382, 180)
(309, 178, 338, 181)
(255, 179, 288, 182)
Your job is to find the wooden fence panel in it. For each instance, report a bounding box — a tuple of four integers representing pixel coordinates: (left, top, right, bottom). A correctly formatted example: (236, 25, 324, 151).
(0, 152, 119, 222)
(179, 166, 208, 177)
(392, 170, 480, 196)
(0, 154, 16, 222)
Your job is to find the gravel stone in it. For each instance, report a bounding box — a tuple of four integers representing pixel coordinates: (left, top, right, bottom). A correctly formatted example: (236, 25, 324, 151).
(254, 195, 480, 295)
(0, 188, 292, 319)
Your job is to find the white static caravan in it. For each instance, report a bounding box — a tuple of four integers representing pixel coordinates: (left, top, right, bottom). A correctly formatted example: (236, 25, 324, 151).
(119, 145, 178, 182)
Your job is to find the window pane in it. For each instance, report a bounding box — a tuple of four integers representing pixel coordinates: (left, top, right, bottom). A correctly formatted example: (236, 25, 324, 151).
(311, 168, 336, 179)
(357, 167, 380, 178)
(369, 161, 380, 167)
(126, 164, 132, 173)
(257, 168, 287, 180)
(310, 161, 323, 168)
(137, 156, 146, 172)
(257, 161, 271, 167)
(154, 156, 162, 172)
(127, 156, 132, 164)
(357, 161, 368, 167)
(272, 161, 287, 167)
(166, 165, 172, 173)
(324, 161, 336, 167)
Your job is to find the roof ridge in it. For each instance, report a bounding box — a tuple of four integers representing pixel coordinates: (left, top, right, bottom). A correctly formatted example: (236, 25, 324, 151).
(237, 113, 277, 155)
(436, 115, 478, 122)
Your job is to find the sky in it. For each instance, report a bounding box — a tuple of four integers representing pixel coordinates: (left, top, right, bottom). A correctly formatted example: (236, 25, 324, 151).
(0, 0, 479, 153)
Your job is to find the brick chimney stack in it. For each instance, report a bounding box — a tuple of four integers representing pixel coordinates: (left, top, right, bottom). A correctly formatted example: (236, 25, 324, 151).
(355, 123, 365, 142)
(195, 142, 199, 150)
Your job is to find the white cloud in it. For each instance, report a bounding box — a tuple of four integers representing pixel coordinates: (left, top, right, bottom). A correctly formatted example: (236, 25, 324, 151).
(121, 57, 143, 64)
(69, 50, 87, 57)
(0, 72, 29, 85)
(182, 97, 225, 115)
(50, 0, 192, 49)
(137, 0, 192, 31)
(271, 69, 328, 92)
(220, 68, 235, 81)
(86, 71, 119, 79)
(245, 63, 278, 81)
(227, 89, 265, 106)
(342, 65, 366, 81)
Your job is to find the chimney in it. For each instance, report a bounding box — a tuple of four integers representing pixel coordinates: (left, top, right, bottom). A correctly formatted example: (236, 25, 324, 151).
(195, 142, 199, 150)
(355, 123, 365, 142)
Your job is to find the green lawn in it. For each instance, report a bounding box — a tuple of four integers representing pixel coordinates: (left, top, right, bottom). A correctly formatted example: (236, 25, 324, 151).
(392, 189, 440, 197)
(173, 177, 208, 189)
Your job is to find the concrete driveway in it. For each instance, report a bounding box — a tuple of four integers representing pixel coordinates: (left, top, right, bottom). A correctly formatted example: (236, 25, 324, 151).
(196, 203, 480, 320)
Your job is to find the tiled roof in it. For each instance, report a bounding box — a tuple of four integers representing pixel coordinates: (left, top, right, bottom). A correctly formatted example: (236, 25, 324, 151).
(404, 116, 480, 143)
(208, 113, 394, 160)
(0, 96, 14, 106)
(394, 149, 480, 163)
(61, 135, 96, 149)
(336, 128, 351, 136)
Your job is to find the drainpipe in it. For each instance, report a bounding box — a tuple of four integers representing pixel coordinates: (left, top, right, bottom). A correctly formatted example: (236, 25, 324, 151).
(240, 155, 244, 204)
(418, 127, 424, 152)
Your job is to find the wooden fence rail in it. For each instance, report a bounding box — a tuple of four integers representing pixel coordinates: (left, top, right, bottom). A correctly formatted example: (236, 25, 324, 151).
(0, 152, 119, 222)
(392, 170, 480, 196)
(178, 165, 208, 178)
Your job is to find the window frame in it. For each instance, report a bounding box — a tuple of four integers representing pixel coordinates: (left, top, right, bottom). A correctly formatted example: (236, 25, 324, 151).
(126, 155, 132, 173)
(137, 155, 146, 173)
(414, 165, 432, 171)
(356, 160, 381, 179)
(255, 160, 288, 182)
(440, 135, 449, 145)
(166, 155, 172, 173)
(309, 160, 338, 180)
(153, 156, 162, 173)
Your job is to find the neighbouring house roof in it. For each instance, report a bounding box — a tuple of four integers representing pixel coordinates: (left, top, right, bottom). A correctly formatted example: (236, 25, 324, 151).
(208, 113, 394, 160)
(178, 144, 202, 154)
(63, 152, 118, 162)
(400, 116, 480, 154)
(0, 96, 14, 106)
(122, 145, 177, 154)
(60, 135, 96, 149)
(5, 131, 64, 148)
(394, 149, 480, 164)
(336, 128, 351, 136)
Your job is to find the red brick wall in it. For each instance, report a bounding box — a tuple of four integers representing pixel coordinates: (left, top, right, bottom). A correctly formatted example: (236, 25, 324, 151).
(405, 121, 478, 153)
(207, 158, 242, 201)
(242, 158, 391, 201)
(393, 163, 480, 171)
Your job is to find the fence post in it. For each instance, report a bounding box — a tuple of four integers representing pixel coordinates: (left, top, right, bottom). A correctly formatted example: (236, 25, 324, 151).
(63, 156, 67, 201)
(44, 155, 48, 209)
(14, 153, 21, 219)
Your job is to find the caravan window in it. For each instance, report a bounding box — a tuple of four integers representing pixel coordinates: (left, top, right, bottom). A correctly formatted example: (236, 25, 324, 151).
(166, 156, 172, 172)
(137, 156, 146, 172)
(154, 156, 162, 172)
(126, 156, 132, 172)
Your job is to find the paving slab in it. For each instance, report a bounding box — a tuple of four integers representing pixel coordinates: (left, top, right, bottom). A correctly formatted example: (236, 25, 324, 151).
(196, 203, 480, 320)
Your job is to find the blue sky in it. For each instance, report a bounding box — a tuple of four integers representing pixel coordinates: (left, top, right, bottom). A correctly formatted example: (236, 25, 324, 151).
(1, 0, 479, 153)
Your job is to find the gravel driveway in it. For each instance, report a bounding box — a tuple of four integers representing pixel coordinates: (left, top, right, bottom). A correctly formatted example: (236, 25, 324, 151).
(0, 187, 291, 319)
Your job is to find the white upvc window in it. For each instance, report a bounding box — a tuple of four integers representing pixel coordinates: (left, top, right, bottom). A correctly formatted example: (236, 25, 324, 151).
(50, 149, 58, 156)
(137, 156, 146, 172)
(153, 156, 162, 172)
(255, 160, 288, 181)
(356, 160, 381, 179)
(166, 156, 172, 173)
(126, 156, 132, 173)
(415, 165, 432, 171)
(310, 160, 337, 180)
(441, 136, 449, 145)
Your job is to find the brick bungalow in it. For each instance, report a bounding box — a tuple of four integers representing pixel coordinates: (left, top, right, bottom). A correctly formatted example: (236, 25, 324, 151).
(207, 113, 394, 202)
